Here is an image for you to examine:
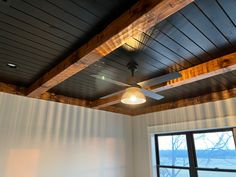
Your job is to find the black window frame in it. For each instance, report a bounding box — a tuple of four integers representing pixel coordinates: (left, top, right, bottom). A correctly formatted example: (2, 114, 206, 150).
(154, 128, 236, 177)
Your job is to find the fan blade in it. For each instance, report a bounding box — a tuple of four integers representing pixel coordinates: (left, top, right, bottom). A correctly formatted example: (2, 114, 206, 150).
(141, 88, 164, 100)
(91, 75, 131, 87)
(138, 72, 182, 87)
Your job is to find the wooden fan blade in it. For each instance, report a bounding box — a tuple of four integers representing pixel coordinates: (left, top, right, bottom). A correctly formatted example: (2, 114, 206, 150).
(90, 75, 131, 87)
(138, 72, 182, 87)
(141, 88, 164, 100)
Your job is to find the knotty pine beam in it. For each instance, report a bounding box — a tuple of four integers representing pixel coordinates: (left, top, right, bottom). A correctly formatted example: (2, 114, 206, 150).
(0, 82, 25, 95)
(0, 82, 130, 115)
(39, 92, 89, 107)
(0, 82, 89, 107)
(151, 52, 236, 93)
(131, 87, 236, 116)
(91, 52, 236, 109)
(26, 0, 193, 98)
(1, 82, 236, 116)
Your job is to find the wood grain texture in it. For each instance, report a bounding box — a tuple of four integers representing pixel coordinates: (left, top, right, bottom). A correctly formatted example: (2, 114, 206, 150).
(0, 82, 131, 115)
(152, 52, 236, 92)
(1, 81, 236, 116)
(39, 92, 90, 107)
(92, 52, 236, 108)
(0, 82, 90, 107)
(26, 0, 194, 97)
(132, 87, 236, 115)
(0, 82, 25, 95)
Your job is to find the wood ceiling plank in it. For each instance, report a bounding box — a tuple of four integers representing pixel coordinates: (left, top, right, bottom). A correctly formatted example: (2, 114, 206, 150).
(196, 0, 236, 45)
(181, 3, 230, 49)
(26, 0, 194, 98)
(156, 21, 212, 62)
(91, 52, 236, 108)
(0, 7, 71, 47)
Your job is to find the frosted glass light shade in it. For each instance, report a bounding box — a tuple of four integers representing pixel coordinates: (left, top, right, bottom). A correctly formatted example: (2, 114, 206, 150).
(121, 87, 146, 105)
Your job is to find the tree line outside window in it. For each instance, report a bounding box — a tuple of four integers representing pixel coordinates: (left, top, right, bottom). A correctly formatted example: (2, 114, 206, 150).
(154, 128, 236, 177)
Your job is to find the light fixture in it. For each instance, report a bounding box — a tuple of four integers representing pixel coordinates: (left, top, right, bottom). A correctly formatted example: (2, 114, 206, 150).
(7, 63, 17, 69)
(121, 87, 146, 105)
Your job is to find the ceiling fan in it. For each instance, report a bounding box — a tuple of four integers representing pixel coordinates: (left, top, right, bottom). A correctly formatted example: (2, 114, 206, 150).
(91, 61, 182, 105)
(91, 24, 182, 105)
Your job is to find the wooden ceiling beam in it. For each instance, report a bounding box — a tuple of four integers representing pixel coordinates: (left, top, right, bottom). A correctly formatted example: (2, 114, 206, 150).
(1, 82, 236, 116)
(0, 82, 89, 107)
(91, 52, 236, 108)
(151, 52, 236, 92)
(26, 0, 194, 98)
(39, 92, 89, 107)
(132, 87, 236, 116)
(0, 82, 25, 95)
(0, 82, 131, 115)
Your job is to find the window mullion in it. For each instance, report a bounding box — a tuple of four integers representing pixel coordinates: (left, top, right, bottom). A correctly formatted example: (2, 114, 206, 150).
(233, 128, 236, 147)
(186, 133, 198, 177)
(155, 135, 160, 177)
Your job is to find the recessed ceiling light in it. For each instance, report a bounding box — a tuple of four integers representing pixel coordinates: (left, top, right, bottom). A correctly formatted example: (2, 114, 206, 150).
(7, 63, 17, 68)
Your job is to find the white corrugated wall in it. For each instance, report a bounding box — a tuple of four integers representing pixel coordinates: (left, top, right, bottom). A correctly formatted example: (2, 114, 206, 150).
(0, 93, 133, 177)
(0, 92, 236, 177)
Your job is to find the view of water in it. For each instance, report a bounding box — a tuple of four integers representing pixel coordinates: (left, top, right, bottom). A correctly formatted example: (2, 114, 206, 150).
(155, 131, 236, 177)
(153, 158, 236, 177)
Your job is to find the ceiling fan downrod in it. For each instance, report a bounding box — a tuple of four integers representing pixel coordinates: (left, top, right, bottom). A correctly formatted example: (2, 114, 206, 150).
(127, 61, 138, 77)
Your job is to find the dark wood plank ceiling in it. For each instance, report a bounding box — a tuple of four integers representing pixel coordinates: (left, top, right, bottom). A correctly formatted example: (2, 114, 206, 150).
(0, 0, 236, 106)
(0, 0, 138, 86)
(51, 0, 236, 100)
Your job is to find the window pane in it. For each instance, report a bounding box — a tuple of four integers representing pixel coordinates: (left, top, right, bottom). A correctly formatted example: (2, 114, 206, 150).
(194, 131, 236, 169)
(160, 168, 190, 177)
(158, 135, 189, 166)
(198, 171, 236, 177)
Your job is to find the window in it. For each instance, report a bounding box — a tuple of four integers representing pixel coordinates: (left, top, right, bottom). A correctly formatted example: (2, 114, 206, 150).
(194, 131, 236, 169)
(154, 129, 236, 177)
(158, 135, 189, 167)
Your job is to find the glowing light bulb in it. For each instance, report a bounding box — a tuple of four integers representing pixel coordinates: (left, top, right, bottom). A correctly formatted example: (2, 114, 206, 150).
(130, 95, 137, 102)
